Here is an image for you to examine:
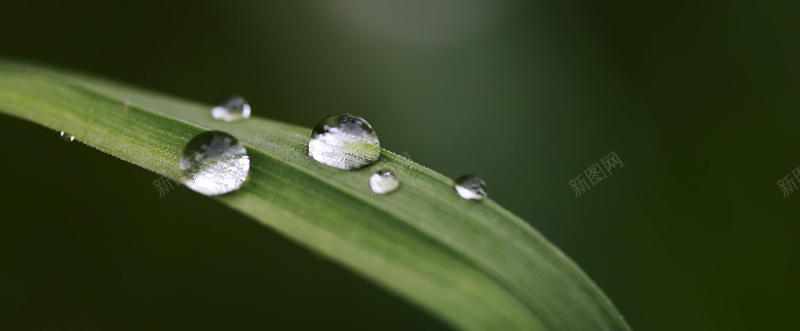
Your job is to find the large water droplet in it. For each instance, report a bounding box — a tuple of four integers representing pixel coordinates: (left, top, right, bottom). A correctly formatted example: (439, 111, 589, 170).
(308, 113, 381, 170)
(370, 170, 399, 194)
(211, 95, 251, 122)
(454, 174, 487, 200)
(60, 131, 75, 142)
(180, 131, 250, 196)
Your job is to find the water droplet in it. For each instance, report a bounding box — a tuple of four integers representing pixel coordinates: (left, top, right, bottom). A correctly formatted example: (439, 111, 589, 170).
(212, 95, 251, 122)
(370, 170, 399, 194)
(60, 131, 75, 142)
(180, 131, 250, 196)
(454, 174, 487, 200)
(308, 113, 381, 170)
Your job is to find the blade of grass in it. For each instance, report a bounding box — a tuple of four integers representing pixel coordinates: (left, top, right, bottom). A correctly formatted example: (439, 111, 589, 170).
(0, 60, 630, 331)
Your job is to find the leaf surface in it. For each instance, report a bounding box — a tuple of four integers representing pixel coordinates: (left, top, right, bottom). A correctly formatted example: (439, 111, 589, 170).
(0, 61, 630, 331)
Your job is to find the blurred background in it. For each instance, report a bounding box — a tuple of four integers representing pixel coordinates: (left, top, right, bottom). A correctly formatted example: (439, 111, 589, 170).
(1, 0, 798, 330)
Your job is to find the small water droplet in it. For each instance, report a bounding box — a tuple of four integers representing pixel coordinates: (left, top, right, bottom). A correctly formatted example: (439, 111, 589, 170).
(212, 95, 251, 122)
(308, 113, 381, 170)
(454, 174, 487, 200)
(370, 170, 399, 194)
(60, 131, 75, 142)
(180, 131, 250, 196)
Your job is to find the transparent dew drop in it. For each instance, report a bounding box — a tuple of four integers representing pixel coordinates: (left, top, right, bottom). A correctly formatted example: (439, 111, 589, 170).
(60, 131, 75, 142)
(454, 174, 487, 200)
(211, 95, 251, 122)
(180, 131, 250, 196)
(370, 170, 399, 195)
(308, 113, 381, 170)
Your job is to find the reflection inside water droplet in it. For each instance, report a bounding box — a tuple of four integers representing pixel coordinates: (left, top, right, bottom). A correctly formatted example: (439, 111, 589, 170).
(308, 113, 381, 170)
(370, 170, 399, 194)
(60, 131, 75, 142)
(454, 174, 487, 200)
(180, 131, 250, 196)
(211, 95, 251, 122)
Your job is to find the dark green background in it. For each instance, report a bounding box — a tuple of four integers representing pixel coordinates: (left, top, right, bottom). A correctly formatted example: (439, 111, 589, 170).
(1, 1, 798, 330)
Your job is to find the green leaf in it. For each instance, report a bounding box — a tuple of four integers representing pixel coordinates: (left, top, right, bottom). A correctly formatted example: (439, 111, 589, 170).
(0, 60, 630, 331)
